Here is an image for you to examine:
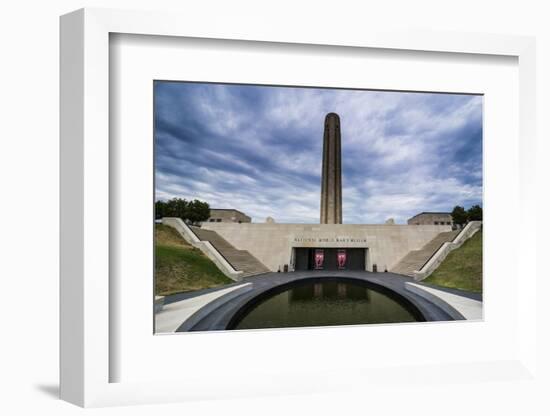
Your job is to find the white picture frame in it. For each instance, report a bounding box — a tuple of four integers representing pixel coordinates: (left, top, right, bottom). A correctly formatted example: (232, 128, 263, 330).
(60, 8, 537, 407)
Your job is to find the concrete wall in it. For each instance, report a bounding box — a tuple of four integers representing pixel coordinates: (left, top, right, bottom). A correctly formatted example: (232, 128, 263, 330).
(201, 223, 451, 272)
(162, 218, 244, 281)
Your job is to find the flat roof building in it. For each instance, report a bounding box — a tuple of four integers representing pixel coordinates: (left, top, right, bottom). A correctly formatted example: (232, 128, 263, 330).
(407, 212, 453, 226)
(205, 208, 251, 224)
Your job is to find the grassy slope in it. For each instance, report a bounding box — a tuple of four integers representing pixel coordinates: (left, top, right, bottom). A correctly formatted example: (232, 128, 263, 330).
(155, 224, 232, 296)
(423, 229, 483, 293)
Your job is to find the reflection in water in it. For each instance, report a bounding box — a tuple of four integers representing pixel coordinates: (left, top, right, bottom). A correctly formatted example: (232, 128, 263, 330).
(233, 280, 419, 330)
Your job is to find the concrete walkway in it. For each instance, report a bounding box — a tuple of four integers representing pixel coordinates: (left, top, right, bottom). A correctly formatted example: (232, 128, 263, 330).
(156, 271, 482, 333)
(155, 283, 252, 333)
(405, 282, 483, 320)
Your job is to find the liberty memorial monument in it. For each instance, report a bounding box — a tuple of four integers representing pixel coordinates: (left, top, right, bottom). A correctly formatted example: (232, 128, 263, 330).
(172, 111, 456, 276)
(320, 112, 343, 224)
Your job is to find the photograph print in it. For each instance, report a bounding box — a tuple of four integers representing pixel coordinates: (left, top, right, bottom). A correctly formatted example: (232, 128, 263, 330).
(153, 81, 483, 333)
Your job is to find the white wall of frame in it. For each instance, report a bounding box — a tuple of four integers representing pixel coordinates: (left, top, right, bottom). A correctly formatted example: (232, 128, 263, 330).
(1, 0, 550, 415)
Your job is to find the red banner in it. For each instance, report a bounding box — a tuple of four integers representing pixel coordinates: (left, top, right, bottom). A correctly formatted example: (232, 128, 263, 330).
(337, 249, 347, 269)
(314, 249, 324, 270)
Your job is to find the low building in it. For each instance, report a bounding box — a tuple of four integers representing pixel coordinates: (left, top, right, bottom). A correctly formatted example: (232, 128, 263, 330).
(407, 212, 453, 226)
(205, 208, 251, 224)
(201, 222, 451, 273)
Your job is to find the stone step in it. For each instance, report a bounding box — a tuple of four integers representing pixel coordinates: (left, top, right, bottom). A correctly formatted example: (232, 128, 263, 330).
(391, 230, 459, 277)
(189, 226, 270, 277)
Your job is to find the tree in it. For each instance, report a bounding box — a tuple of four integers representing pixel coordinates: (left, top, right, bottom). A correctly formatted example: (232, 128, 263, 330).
(155, 197, 210, 224)
(467, 204, 483, 221)
(451, 205, 468, 227)
(186, 199, 210, 225)
(164, 198, 188, 219)
(155, 200, 167, 219)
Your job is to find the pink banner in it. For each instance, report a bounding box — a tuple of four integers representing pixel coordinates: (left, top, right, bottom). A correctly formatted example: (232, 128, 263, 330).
(337, 249, 347, 269)
(314, 249, 324, 270)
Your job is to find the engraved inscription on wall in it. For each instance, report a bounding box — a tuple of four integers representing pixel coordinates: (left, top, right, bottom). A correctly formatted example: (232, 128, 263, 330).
(293, 237, 367, 244)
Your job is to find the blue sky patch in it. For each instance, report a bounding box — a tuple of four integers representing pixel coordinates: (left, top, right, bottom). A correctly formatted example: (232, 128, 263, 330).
(155, 81, 482, 224)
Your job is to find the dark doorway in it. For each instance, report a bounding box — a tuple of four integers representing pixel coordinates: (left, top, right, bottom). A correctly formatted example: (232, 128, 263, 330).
(294, 248, 366, 271)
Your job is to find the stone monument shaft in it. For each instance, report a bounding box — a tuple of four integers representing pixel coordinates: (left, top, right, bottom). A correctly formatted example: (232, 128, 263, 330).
(320, 112, 342, 224)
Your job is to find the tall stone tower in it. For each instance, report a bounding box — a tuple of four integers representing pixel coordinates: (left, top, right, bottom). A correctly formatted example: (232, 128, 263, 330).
(320, 112, 343, 224)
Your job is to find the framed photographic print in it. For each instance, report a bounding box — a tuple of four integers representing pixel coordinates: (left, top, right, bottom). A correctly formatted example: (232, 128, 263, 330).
(60, 8, 537, 407)
(152, 80, 484, 334)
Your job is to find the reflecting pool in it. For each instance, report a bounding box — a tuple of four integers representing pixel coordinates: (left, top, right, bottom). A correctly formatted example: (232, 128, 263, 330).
(231, 279, 423, 330)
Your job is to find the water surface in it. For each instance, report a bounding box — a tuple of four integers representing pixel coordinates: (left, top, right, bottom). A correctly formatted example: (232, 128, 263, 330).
(232, 279, 421, 330)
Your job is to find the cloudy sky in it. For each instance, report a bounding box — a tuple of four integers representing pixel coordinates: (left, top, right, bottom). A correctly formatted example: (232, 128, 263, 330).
(154, 81, 483, 224)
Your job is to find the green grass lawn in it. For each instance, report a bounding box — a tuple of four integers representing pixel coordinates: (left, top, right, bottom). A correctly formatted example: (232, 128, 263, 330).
(423, 229, 483, 293)
(155, 224, 232, 296)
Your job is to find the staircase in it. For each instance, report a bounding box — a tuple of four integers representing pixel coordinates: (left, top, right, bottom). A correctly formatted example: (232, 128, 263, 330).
(189, 226, 271, 278)
(391, 231, 460, 277)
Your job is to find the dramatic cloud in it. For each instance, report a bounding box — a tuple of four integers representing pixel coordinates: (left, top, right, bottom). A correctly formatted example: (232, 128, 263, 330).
(155, 82, 482, 224)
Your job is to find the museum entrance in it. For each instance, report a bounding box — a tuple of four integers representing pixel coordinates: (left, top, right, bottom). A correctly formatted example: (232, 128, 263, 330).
(294, 248, 366, 271)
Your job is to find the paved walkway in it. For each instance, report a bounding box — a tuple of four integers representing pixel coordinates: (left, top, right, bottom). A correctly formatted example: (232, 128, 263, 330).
(155, 283, 251, 333)
(405, 282, 483, 320)
(157, 271, 482, 333)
